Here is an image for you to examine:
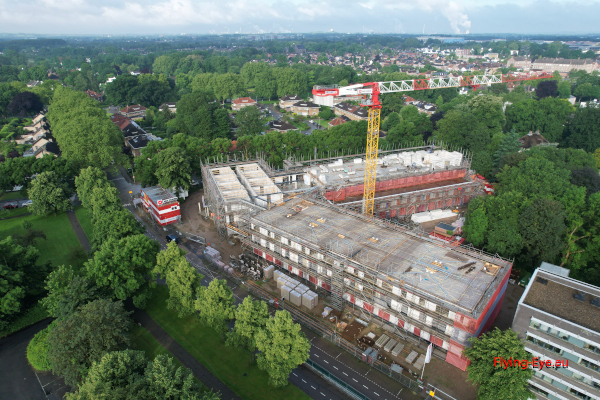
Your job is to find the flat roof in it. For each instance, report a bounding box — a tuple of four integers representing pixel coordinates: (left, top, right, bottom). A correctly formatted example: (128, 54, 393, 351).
(524, 269, 600, 333)
(253, 197, 511, 315)
(208, 166, 251, 203)
(236, 163, 282, 199)
(306, 150, 467, 189)
(142, 186, 177, 205)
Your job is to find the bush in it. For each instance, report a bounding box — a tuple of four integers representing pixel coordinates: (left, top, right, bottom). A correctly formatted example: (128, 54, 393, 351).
(27, 324, 53, 371)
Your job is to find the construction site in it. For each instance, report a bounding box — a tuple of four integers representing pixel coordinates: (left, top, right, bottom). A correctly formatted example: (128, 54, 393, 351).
(200, 144, 512, 371)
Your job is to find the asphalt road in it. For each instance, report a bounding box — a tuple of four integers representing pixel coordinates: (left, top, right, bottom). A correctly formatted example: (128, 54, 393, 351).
(0, 197, 30, 208)
(112, 169, 416, 400)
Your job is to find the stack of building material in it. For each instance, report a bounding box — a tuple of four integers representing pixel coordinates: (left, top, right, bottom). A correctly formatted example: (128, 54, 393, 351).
(322, 306, 332, 318)
(263, 265, 274, 279)
(295, 284, 309, 294)
(434, 222, 457, 237)
(384, 338, 398, 353)
(413, 354, 426, 371)
(215, 260, 226, 269)
(281, 284, 293, 301)
(375, 334, 390, 349)
(301, 291, 318, 309)
(277, 278, 287, 290)
(405, 350, 419, 364)
(390, 364, 403, 374)
(290, 290, 302, 306)
(391, 342, 405, 357)
(204, 247, 222, 264)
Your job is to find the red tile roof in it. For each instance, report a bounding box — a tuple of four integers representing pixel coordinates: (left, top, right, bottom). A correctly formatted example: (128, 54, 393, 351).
(232, 97, 256, 105)
(121, 104, 147, 113)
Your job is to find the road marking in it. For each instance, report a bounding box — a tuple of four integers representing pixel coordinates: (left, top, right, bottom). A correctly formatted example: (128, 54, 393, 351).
(321, 392, 326, 396)
(397, 389, 403, 395)
(323, 360, 328, 364)
(353, 378, 358, 382)
(365, 370, 370, 375)
(343, 372, 348, 376)
(292, 373, 298, 377)
(373, 392, 380, 396)
(336, 353, 342, 359)
(302, 379, 307, 383)
(363, 385, 368, 389)
(311, 386, 316, 390)
(314, 354, 319, 357)
(333, 366, 338, 370)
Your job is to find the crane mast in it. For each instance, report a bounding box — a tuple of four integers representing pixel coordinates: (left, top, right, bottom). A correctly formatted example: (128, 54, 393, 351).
(312, 72, 553, 218)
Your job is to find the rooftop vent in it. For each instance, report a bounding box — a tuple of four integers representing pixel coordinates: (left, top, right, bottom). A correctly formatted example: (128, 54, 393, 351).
(536, 277, 548, 285)
(574, 292, 586, 302)
(591, 297, 600, 308)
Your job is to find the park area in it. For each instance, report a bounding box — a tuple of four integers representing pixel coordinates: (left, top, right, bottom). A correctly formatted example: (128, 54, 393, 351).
(145, 285, 310, 400)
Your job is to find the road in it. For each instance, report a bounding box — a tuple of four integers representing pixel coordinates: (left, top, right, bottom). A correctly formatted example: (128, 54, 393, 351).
(112, 169, 417, 400)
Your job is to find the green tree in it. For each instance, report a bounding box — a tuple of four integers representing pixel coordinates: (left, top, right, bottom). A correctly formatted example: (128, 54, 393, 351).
(145, 354, 217, 400)
(28, 171, 72, 215)
(65, 349, 148, 400)
(468, 94, 505, 134)
(212, 73, 244, 104)
(85, 234, 160, 308)
(75, 166, 110, 209)
(464, 328, 532, 400)
(213, 108, 231, 139)
(519, 198, 566, 263)
(155, 242, 203, 318)
(227, 297, 270, 361)
(235, 106, 266, 137)
(41, 264, 75, 318)
(434, 109, 490, 153)
(52, 275, 102, 320)
(558, 80, 571, 99)
(505, 97, 574, 143)
(492, 129, 522, 171)
(254, 70, 277, 100)
(91, 208, 145, 251)
(154, 147, 191, 197)
(574, 82, 600, 101)
(27, 324, 53, 371)
(564, 108, 600, 153)
(47, 298, 131, 386)
(463, 197, 488, 247)
(0, 236, 41, 330)
(256, 310, 310, 387)
(194, 279, 235, 338)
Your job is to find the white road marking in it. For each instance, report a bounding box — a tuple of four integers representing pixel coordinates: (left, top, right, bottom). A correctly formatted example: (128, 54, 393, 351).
(311, 386, 317, 390)
(333, 366, 338, 370)
(343, 372, 348, 376)
(292, 373, 298, 377)
(323, 360, 328, 364)
(314, 354, 319, 357)
(363, 385, 368, 389)
(320, 392, 326, 396)
(373, 392, 380, 396)
(302, 379, 307, 383)
(353, 378, 358, 382)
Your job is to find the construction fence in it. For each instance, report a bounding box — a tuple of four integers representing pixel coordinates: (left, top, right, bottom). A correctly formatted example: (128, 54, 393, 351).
(212, 260, 424, 396)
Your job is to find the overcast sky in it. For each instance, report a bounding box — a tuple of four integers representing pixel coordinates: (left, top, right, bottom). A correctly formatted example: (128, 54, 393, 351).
(0, 0, 598, 36)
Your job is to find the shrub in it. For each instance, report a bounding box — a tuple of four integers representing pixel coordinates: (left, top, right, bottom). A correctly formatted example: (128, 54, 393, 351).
(27, 324, 53, 371)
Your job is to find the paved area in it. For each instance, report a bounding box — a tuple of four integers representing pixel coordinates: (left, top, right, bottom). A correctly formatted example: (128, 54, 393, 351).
(66, 210, 91, 252)
(0, 319, 68, 400)
(0, 197, 29, 207)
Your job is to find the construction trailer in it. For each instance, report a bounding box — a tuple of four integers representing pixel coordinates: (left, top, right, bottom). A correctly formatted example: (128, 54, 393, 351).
(140, 186, 181, 226)
(240, 195, 511, 371)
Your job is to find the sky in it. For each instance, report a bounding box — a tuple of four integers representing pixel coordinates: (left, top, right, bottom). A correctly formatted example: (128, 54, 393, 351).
(0, 0, 599, 35)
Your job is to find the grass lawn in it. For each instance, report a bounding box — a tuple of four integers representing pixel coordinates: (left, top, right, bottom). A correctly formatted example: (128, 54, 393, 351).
(291, 121, 310, 131)
(146, 286, 310, 400)
(74, 205, 94, 245)
(130, 324, 181, 362)
(0, 207, 31, 219)
(0, 303, 49, 338)
(0, 189, 28, 201)
(0, 211, 87, 268)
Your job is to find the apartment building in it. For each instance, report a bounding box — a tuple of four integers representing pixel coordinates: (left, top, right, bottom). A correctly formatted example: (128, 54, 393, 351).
(532, 58, 598, 74)
(512, 265, 600, 400)
(333, 102, 369, 121)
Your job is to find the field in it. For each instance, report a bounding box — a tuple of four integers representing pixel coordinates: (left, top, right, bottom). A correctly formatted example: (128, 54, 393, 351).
(0, 207, 31, 219)
(74, 205, 94, 245)
(145, 286, 310, 400)
(0, 211, 86, 268)
(0, 189, 28, 201)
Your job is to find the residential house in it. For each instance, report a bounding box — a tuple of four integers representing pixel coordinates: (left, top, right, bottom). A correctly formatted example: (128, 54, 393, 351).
(328, 115, 350, 128)
(26, 80, 42, 88)
(333, 102, 368, 121)
(512, 263, 600, 400)
(120, 104, 147, 119)
(158, 102, 177, 113)
(279, 95, 303, 111)
(268, 120, 296, 133)
(23, 135, 60, 158)
(507, 56, 532, 70)
(126, 135, 150, 157)
(86, 90, 103, 102)
(291, 101, 320, 116)
(533, 58, 598, 73)
(294, 44, 306, 54)
(519, 130, 556, 149)
(232, 97, 257, 111)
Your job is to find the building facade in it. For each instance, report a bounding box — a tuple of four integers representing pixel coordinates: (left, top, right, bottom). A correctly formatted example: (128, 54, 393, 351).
(279, 95, 303, 111)
(141, 186, 181, 226)
(232, 97, 257, 111)
(334, 102, 369, 121)
(291, 101, 320, 116)
(532, 58, 598, 74)
(512, 266, 600, 400)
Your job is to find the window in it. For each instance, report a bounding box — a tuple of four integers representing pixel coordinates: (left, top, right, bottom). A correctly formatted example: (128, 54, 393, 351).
(526, 335, 563, 355)
(579, 358, 600, 372)
(528, 384, 549, 398)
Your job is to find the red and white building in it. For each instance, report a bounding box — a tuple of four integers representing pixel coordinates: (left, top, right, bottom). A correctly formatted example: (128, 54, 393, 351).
(140, 186, 181, 226)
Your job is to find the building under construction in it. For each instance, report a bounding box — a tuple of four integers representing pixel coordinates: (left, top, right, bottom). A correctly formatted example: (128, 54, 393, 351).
(200, 145, 512, 370)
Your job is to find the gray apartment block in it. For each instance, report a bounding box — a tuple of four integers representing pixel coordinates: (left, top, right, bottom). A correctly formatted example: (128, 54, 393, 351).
(512, 266, 600, 400)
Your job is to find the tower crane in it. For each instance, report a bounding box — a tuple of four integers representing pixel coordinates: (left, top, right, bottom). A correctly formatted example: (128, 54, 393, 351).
(312, 72, 553, 217)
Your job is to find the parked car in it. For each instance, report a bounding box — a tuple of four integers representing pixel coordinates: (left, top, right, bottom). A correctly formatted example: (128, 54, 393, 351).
(3, 203, 18, 209)
(22, 200, 33, 207)
(166, 234, 180, 244)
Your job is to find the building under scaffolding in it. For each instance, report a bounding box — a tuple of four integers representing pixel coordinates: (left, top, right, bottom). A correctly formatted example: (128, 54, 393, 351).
(201, 145, 510, 371)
